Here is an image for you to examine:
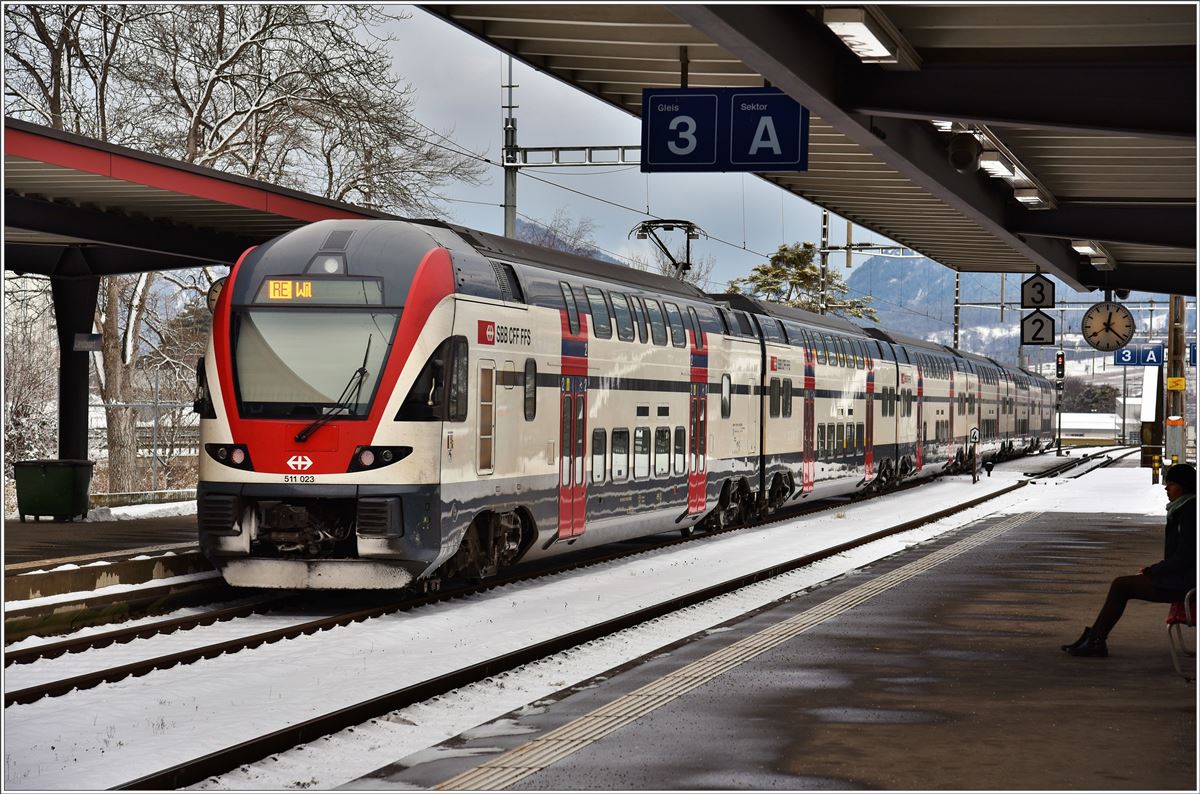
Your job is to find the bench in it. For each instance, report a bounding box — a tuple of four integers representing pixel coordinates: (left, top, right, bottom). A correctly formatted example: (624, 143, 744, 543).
(1166, 588, 1196, 681)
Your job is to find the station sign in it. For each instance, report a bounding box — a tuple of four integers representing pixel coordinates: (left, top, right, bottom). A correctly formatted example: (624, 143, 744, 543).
(1020, 273, 1055, 309)
(641, 88, 809, 172)
(1114, 345, 1165, 366)
(1020, 309, 1055, 345)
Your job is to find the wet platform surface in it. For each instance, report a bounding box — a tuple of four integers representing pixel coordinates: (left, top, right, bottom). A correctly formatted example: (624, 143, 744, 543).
(363, 507, 1195, 790)
(3, 515, 197, 567)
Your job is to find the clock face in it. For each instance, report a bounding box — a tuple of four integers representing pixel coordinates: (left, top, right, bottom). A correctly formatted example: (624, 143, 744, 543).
(1081, 301, 1135, 352)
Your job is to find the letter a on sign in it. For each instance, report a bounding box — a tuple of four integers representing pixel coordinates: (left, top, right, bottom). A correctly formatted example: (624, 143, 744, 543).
(749, 117, 781, 155)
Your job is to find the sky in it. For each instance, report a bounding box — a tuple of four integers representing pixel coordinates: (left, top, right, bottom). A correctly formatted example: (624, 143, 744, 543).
(382, 6, 902, 293)
(4, 454, 1162, 790)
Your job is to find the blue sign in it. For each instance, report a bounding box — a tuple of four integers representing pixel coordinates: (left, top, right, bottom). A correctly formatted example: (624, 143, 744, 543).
(1141, 345, 1164, 365)
(642, 88, 809, 173)
(1114, 347, 1138, 366)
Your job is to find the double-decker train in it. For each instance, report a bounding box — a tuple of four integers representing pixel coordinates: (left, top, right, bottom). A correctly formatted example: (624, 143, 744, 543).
(195, 219, 1054, 589)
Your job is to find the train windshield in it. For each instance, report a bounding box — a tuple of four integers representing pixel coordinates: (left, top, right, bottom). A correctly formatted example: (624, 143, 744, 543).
(233, 310, 398, 418)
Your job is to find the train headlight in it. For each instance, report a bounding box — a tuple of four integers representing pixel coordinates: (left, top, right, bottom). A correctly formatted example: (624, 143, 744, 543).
(205, 444, 254, 470)
(347, 446, 412, 472)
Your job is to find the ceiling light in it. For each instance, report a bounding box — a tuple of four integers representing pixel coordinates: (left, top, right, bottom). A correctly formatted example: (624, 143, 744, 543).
(1090, 256, 1116, 271)
(1071, 240, 1099, 256)
(931, 120, 955, 133)
(823, 8, 898, 62)
(979, 151, 1014, 179)
(1013, 188, 1048, 207)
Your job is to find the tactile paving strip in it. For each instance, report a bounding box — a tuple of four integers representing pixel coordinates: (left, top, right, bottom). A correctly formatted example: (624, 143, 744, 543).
(435, 512, 1037, 790)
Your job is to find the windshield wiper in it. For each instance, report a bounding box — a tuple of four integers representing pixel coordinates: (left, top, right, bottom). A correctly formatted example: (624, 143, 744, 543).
(294, 336, 372, 443)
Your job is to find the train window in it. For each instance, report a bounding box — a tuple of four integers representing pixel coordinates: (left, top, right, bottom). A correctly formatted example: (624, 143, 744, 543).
(721, 374, 732, 418)
(448, 337, 469, 422)
(585, 287, 612, 339)
(524, 359, 537, 421)
(836, 423, 845, 457)
(735, 311, 755, 336)
(777, 320, 791, 345)
(783, 378, 793, 418)
(592, 429, 607, 484)
(628, 295, 649, 343)
(397, 336, 453, 422)
(654, 427, 671, 477)
(817, 424, 825, 458)
(644, 299, 668, 346)
(815, 334, 825, 365)
(758, 317, 782, 343)
(856, 423, 865, 454)
(574, 398, 586, 486)
(612, 429, 630, 481)
(687, 307, 705, 348)
(838, 338, 850, 368)
(715, 307, 733, 335)
(968, 393, 976, 414)
(674, 426, 686, 475)
(769, 378, 781, 418)
(855, 340, 865, 369)
(634, 427, 651, 479)
(560, 283, 580, 335)
(698, 399, 707, 457)
(822, 335, 836, 366)
(664, 302, 687, 347)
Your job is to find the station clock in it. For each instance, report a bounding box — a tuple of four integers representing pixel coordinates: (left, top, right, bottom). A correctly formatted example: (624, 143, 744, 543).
(1080, 301, 1135, 352)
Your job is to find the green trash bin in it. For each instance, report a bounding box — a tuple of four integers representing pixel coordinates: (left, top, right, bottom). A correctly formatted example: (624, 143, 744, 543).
(12, 460, 95, 522)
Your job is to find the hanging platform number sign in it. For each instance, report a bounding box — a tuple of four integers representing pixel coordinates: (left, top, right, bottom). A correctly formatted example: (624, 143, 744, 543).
(1021, 309, 1056, 346)
(1020, 273, 1056, 345)
(641, 88, 809, 173)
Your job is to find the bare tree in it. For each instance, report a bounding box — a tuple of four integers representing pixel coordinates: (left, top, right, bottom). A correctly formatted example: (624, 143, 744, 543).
(4, 4, 488, 491)
(516, 208, 599, 256)
(629, 244, 717, 290)
(3, 276, 60, 512)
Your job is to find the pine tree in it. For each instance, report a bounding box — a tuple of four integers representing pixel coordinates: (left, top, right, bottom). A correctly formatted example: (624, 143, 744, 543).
(727, 243, 878, 321)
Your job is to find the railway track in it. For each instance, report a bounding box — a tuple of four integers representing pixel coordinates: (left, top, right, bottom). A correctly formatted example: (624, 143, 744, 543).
(7, 448, 1124, 709)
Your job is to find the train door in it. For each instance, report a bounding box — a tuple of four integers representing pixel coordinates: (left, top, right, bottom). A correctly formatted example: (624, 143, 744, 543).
(802, 339, 815, 493)
(864, 341, 875, 478)
(558, 375, 587, 538)
(687, 386, 707, 514)
(915, 365, 925, 470)
(477, 361, 496, 475)
(747, 376, 759, 454)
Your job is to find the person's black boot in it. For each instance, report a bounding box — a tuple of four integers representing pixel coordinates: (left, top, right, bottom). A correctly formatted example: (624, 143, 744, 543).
(1061, 626, 1093, 653)
(1066, 629, 1108, 658)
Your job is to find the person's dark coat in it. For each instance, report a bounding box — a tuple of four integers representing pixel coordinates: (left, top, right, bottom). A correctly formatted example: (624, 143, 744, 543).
(1145, 495, 1196, 595)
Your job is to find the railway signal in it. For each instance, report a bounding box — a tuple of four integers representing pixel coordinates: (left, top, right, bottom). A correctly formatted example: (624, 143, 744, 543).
(1055, 351, 1065, 379)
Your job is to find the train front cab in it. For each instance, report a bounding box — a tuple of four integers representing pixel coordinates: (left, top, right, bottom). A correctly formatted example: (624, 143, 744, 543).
(196, 220, 467, 589)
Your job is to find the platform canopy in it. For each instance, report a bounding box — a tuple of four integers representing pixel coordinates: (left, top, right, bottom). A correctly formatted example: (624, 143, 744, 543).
(3, 117, 400, 278)
(425, 3, 1196, 297)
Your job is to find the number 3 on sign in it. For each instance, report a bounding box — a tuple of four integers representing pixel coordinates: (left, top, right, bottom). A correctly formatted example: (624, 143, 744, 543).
(1021, 310, 1055, 345)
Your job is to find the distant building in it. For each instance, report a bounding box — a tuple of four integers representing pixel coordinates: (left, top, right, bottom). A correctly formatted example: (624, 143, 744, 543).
(1060, 412, 1122, 445)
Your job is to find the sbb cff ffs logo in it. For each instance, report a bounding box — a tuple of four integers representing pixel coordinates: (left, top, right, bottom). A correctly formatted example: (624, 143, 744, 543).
(287, 455, 313, 471)
(478, 320, 496, 345)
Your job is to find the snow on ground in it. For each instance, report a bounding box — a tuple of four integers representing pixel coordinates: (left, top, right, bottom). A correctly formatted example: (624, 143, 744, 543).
(85, 500, 196, 522)
(5, 460, 1167, 791)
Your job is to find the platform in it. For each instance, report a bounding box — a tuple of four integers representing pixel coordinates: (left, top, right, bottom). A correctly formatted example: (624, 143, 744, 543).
(3, 514, 197, 567)
(357, 506, 1195, 790)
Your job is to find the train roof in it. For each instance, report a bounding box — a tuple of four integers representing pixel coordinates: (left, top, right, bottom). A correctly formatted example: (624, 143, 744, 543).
(862, 326, 955, 355)
(709, 293, 867, 336)
(417, 219, 711, 302)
